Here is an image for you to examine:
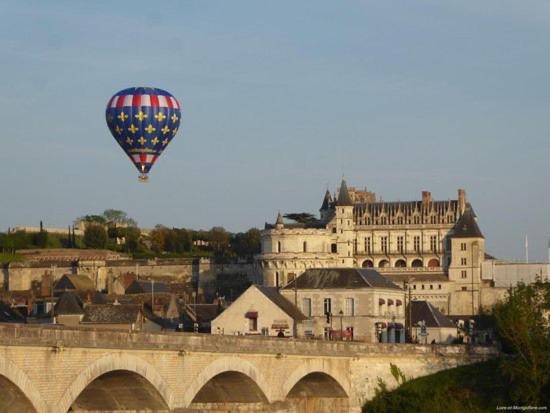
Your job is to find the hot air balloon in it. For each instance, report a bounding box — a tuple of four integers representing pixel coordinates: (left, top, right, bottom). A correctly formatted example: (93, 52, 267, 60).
(105, 87, 181, 182)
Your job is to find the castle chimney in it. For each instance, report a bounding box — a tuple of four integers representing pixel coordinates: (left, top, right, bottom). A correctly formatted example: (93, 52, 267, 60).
(458, 189, 466, 214)
(421, 191, 431, 205)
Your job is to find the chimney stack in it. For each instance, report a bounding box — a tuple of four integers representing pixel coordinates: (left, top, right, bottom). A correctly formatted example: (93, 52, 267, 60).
(421, 191, 431, 206)
(458, 189, 466, 214)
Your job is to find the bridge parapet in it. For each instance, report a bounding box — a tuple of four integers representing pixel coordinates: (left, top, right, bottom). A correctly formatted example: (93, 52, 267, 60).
(0, 323, 497, 359)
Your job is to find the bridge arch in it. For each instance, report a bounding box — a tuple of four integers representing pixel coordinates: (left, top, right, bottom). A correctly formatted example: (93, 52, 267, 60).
(281, 359, 350, 400)
(0, 355, 46, 413)
(183, 356, 271, 406)
(56, 353, 175, 413)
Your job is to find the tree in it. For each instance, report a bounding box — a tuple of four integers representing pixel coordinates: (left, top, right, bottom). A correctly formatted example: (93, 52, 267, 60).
(102, 209, 137, 227)
(77, 215, 107, 225)
(32, 230, 48, 248)
(284, 212, 317, 224)
(125, 226, 142, 253)
(164, 228, 192, 253)
(231, 228, 261, 258)
(150, 225, 169, 253)
(492, 281, 550, 405)
(209, 227, 231, 256)
(83, 224, 107, 249)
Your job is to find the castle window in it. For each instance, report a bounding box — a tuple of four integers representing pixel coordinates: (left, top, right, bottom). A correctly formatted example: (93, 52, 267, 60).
(413, 236, 420, 252)
(461, 258, 467, 266)
(365, 237, 371, 254)
(277, 241, 281, 253)
(438, 284, 442, 289)
(460, 242, 467, 251)
(430, 216, 437, 224)
(397, 236, 404, 253)
(303, 241, 307, 252)
(413, 285, 416, 290)
(331, 243, 337, 253)
(380, 236, 388, 253)
(461, 286, 467, 291)
(430, 285, 433, 290)
(430, 235, 437, 252)
(332, 227, 337, 233)
(461, 270, 467, 279)
(354, 239, 358, 254)
(397, 216, 404, 225)
(414, 216, 420, 224)
(421, 284, 425, 290)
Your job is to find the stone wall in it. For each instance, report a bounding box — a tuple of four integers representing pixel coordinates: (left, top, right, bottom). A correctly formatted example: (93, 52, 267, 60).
(4, 258, 257, 293)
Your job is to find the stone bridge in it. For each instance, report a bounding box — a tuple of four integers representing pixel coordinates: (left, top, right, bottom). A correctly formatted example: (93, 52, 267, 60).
(0, 324, 497, 413)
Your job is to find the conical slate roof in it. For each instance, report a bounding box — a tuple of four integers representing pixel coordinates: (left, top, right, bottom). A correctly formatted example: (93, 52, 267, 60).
(451, 207, 484, 238)
(275, 211, 284, 226)
(336, 179, 353, 206)
(320, 190, 332, 210)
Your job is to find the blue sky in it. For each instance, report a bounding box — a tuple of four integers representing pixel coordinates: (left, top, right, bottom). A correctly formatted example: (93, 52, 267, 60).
(0, 0, 549, 261)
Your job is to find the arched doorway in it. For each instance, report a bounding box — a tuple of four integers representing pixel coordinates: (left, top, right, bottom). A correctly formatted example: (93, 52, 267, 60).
(69, 370, 169, 411)
(286, 372, 349, 413)
(378, 259, 390, 268)
(394, 259, 406, 268)
(362, 260, 374, 268)
(411, 259, 423, 268)
(190, 371, 269, 410)
(427, 258, 440, 268)
(0, 376, 37, 413)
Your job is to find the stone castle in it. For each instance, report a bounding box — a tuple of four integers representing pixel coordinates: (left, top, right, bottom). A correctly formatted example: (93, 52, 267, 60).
(256, 179, 511, 316)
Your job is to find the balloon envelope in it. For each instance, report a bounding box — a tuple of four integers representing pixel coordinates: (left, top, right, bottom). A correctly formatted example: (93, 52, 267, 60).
(105, 87, 181, 181)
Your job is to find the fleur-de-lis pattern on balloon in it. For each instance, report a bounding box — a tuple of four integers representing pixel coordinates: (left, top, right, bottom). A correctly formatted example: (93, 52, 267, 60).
(105, 87, 181, 180)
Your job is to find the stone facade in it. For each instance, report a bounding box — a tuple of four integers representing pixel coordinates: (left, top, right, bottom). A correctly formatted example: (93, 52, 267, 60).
(280, 287, 405, 342)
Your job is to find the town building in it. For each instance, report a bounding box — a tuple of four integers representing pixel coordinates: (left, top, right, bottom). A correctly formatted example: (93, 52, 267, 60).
(256, 179, 499, 316)
(211, 285, 307, 337)
(409, 300, 457, 344)
(281, 268, 405, 342)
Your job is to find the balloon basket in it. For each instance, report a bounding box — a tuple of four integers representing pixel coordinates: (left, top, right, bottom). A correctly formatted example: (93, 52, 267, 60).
(138, 174, 149, 183)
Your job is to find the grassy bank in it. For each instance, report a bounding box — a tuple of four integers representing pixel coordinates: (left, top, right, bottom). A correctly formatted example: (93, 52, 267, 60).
(363, 359, 513, 413)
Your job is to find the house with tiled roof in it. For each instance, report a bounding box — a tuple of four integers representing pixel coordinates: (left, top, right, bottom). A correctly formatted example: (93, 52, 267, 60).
(211, 285, 306, 338)
(80, 303, 162, 332)
(409, 300, 457, 344)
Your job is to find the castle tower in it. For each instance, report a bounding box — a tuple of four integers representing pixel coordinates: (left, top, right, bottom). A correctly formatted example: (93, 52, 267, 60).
(447, 204, 485, 315)
(335, 179, 355, 267)
(275, 211, 284, 229)
(320, 190, 332, 222)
